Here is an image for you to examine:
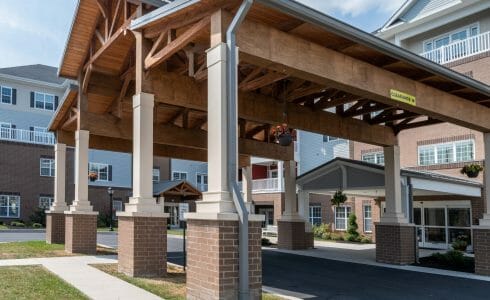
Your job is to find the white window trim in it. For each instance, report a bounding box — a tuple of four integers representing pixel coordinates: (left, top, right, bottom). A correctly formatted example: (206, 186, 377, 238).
(361, 152, 384, 165)
(172, 171, 188, 181)
(0, 195, 20, 218)
(40, 158, 55, 177)
(34, 92, 55, 111)
(423, 23, 480, 51)
(89, 162, 110, 182)
(363, 204, 372, 233)
(334, 205, 351, 231)
(196, 173, 208, 183)
(309, 205, 322, 225)
(417, 139, 475, 166)
(1, 86, 13, 105)
(152, 168, 160, 182)
(39, 196, 54, 209)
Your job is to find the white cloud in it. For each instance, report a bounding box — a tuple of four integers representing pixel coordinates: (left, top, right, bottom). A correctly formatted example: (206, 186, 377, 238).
(297, 0, 406, 17)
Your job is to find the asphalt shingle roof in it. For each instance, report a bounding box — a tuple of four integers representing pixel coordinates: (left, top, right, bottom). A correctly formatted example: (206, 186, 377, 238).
(0, 64, 65, 85)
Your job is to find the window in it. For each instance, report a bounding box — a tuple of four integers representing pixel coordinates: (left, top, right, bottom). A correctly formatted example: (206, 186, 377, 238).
(172, 171, 187, 181)
(363, 205, 372, 233)
(39, 196, 53, 209)
(362, 152, 384, 165)
(0, 195, 20, 218)
(40, 158, 55, 177)
(34, 92, 55, 111)
(334, 206, 351, 231)
(196, 173, 208, 190)
(89, 162, 111, 181)
(418, 140, 474, 166)
(113, 199, 123, 220)
(1, 86, 12, 104)
(323, 135, 339, 142)
(424, 24, 479, 51)
(152, 168, 160, 182)
(0, 122, 12, 139)
(309, 205, 322, 226)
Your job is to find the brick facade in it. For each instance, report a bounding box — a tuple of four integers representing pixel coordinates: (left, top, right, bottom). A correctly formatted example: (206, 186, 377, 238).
(474, 228, 490, 276)
(375, 223, 416, 265)
(252, 192, 284, 225)
(118, 216, 167, 277)
(186, 219, 262, 300)
(277, 220, 306, 250)
(65, 213, 97, 254)
(46, 212, 65, 244)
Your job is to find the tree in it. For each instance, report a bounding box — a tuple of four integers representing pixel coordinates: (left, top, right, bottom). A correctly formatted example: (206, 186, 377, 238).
(345, 213, 360, 242)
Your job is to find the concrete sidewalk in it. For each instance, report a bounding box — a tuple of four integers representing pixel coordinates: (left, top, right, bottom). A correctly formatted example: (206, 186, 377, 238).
(0, 255, 162, 300)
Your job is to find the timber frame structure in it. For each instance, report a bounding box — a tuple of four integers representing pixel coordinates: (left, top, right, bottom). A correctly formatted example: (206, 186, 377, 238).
(48, 0, 490, 298)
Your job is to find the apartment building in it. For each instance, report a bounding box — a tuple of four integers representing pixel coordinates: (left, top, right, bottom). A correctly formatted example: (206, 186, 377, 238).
(0, 64, 174, 223)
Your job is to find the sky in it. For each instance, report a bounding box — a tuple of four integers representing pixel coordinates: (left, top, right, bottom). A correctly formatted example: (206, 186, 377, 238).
(0, 0, 406, 69)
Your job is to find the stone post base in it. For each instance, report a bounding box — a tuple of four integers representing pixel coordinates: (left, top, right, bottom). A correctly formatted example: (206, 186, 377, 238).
(46, 212, 65, 244)
(277, 220, 307, 250)
(65, 213, 98, 254)
(118, 216, 167, 278)
(186, 217, 262, 300)
(474, 227, 490, 275)
(375, 223, 416, 265)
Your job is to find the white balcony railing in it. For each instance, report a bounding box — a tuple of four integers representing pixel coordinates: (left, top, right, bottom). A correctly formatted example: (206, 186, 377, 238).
(0, 128, 56, 145)
(251, 178, 284, 193)
(420, 31, 490, 64)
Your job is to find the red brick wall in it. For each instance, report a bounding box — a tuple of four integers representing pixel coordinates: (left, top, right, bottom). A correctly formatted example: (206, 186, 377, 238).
(474, 228, 490, 275)
(65, 214, 97, 254)
(376, 223, 415, 265)
(252, 192, 284, 225)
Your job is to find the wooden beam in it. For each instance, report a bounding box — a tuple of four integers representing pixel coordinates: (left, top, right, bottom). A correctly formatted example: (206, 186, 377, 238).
(239, 71, 288, 92)
(234, 13, 490, 132)
(144, 17, 210, 70)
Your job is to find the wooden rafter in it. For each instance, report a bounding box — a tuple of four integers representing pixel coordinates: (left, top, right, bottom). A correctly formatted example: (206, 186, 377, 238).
(239, 71, 288, 92)
(370, 111, 417, 125)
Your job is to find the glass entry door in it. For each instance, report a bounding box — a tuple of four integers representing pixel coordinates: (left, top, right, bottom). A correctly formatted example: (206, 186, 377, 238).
(414, 202, 472, 250)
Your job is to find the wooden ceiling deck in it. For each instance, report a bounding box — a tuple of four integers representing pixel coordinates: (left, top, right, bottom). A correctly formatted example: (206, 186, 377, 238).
(52, 0, 490, 161)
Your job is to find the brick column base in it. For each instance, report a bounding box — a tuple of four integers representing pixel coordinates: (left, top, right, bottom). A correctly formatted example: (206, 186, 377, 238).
(118, 216, 167, 278)
(304, 231, 314, 249)
(65, 213, 97, 254)
(46, 212, 65, 244)
(277, 220, 306, 250)
(186, 219, 262, 300)
(474, 227, 490, 275)
(375, 223, 415, 265)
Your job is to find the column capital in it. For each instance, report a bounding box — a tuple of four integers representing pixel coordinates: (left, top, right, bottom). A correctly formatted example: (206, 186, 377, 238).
(206, 42, 227, 68)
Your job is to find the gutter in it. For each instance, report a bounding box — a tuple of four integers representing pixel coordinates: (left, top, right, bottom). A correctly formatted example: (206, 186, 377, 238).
(226, 1, 254, 299)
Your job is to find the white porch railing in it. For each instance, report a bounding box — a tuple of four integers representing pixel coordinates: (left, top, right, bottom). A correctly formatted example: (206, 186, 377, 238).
(252, 178, 284, 193)
(0, 127, 56, 145)
(420, 31, 490, 64)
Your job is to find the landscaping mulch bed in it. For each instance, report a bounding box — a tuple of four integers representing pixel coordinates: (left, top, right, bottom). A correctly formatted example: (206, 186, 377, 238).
(414, 255, 475, 273)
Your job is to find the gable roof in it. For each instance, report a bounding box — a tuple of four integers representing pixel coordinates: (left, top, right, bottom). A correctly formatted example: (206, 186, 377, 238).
(153, 180, 201, 197)
(0, 64, 66, 85)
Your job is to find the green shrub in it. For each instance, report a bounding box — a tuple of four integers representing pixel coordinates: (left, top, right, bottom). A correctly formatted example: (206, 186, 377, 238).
(29, 209, 46, 227)
(10, 221, 25, 227)
(321, 232, 331, 240)
(360, 236, 372, 243)
(261, 238, 272, 246)
(431, 250, 465, 265)
(97, 213, 111, 228)
(345, 213, 360, 242)
(330, 233, 344, 241)
(452, 239, 468, 251)
(312, 223, 331, 239)
(32, 223, 43, 229)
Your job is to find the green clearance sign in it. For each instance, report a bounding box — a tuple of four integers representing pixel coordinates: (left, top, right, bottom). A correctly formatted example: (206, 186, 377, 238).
(390, 89, 416, 106)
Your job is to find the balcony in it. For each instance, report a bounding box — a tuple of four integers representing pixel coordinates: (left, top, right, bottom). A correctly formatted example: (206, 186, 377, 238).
(251, 178, 284, 193)
(0, 128, 56, 145)
(420, 31, 490, 65)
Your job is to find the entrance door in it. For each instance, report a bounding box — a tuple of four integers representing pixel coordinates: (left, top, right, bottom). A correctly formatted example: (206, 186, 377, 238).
(258, 207, 274, 228)
(165, 205, 179, 228)
(414, 201, 472, 250)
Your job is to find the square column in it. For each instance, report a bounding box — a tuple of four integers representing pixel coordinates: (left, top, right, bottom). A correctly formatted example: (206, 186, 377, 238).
(185, 41, 264, 299)
(298, 190, 314, 249)
(278, 160, 307, 250)
(46, 143, 69, 244)
(65, 130, 98, 254)
(117, 93, 168, 278)
(375, 145, 415, 265)
(241, 165, 254, 212)
(474, 132, 490, 275)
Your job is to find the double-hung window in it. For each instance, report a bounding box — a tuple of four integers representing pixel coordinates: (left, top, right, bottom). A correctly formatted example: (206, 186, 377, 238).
(89, 163, 111, 181)
(152, 168, 160, 182)
(1, 86, 13, 104)
(418, 140, 474, 166)
(334, 206, 351, 231)
(172, 171, 187, 181)
(309, 205, 322, 226)
(196, 173, 208, 191)
(363, 205, 372, 233)
(39, 196, 54, 209)
(40, 158, 55, 177)
(0, 195, 20, 218)
(362, 152, 384, 165)
(34, 92, 55, 111)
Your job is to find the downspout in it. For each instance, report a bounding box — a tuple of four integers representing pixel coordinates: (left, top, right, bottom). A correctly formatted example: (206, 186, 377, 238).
(407, 177, 418, 263)
(226, 1, 254, 299)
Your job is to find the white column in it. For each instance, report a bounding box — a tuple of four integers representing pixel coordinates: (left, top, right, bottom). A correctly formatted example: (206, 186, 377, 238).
(480, 133, 490, 226)
(121, 93, 164, 215)
(280, 160, 302, 221)
(277, 161, 284, 192)
(381, 145, 408, 223)
(49, 143, 68, 212)
(298, 189, 312, 231)
(69, 130, 93, 212)
(196, 42, 235, 214)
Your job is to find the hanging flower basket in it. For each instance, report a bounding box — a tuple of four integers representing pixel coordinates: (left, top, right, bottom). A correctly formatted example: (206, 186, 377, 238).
(331, 190, 347, 207)
(460, 164, 483, 178)
(272, 123, 295, 147)
(88, 172, 98, 182)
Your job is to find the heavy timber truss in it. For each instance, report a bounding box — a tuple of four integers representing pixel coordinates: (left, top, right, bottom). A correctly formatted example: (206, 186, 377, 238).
(52, 0, 490, 162)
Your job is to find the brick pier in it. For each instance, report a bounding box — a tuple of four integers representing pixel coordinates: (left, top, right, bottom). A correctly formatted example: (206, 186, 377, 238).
(65, 213, 97, 254)
(46, 212, 65, 244)
(375, 223, 416, 265)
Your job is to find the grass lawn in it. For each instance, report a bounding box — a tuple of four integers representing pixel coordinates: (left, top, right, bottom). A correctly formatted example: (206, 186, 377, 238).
(0, 224, 8, 230)
(97, 227, 118, 232)
(93, 264, 284, 300)
(0, 265, 88, 300)
(167, 229, 183, 236)
(0, 241, 116, 259)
